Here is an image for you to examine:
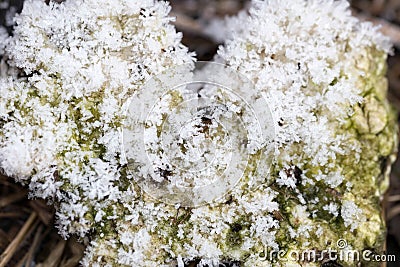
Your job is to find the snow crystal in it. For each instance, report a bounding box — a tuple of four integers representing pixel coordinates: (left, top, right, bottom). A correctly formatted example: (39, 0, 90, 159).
(0, 0, 391, 265)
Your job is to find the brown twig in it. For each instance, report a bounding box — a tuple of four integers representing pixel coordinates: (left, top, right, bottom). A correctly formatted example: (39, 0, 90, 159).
(15, 253, 28, 267)
(29, 200, 54, 226)
(59, 238, 85, 267)
(0, 192, 26, 208)
(36, 239, 67, 267)
(170, 11, 207, 38)
(24, 224, 44, 267)
(387, 194, 400, 202)
(0, 212, 37, 267)
(387, 205, 400, 221)
(0, 212, 25, 218)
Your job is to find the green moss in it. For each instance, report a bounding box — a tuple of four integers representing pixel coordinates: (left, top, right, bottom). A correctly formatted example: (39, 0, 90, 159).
(226, 217, 250, 248)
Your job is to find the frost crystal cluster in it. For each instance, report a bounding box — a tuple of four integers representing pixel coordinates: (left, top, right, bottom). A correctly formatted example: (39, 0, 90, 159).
(0, 0, 397, 266)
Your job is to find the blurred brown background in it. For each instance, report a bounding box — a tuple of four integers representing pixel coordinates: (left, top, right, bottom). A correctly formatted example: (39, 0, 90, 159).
(0, 0, 400, 266)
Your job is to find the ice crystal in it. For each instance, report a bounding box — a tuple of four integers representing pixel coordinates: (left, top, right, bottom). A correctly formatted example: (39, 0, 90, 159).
(0, 0, 397, 266)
